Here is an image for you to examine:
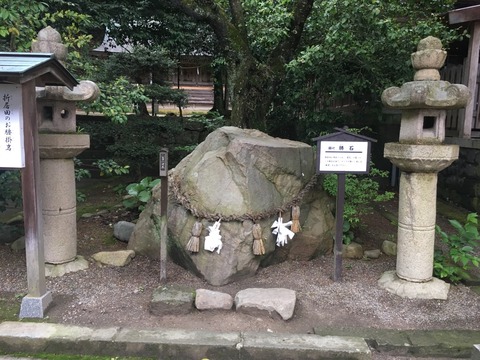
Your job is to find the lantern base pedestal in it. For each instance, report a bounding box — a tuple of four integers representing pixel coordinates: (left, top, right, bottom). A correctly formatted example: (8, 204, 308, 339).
(45, 255, 89, 277)
(378, 270, 450, 300)
(19, 291, 52, 319)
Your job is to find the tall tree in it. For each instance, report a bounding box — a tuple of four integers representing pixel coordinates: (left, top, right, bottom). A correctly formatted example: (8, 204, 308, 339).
(169, 0, 315, 130)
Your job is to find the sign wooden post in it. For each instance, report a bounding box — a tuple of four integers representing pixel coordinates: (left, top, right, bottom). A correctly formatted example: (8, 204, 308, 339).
(313, 128, 376, 281)
(19, 80, 53, 316)
(0, 52, 78, 318)
(159, 148, 169, 282)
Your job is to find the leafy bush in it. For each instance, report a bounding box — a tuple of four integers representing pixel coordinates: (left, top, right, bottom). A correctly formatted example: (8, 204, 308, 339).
(434, 213, 480, 284)
(123, 177, 161, 211)
(0, 170, 22, 212)
(188, 111, 225, 132)
(93, 159, 130, 177)
(323, 165, 394, 243)
(78, 115, 186, 173)
(79, 77, 150, 124)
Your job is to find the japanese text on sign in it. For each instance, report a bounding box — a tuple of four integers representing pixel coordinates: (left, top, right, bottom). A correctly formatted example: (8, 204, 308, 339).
(0, 84, 24, 168)
(318, 141, 369, 173)
(159, 150, 168, 177)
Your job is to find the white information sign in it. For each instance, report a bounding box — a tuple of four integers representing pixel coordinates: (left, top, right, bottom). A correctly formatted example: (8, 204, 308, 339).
(0, 84, 24, 168)
(319, 141, 369, 173)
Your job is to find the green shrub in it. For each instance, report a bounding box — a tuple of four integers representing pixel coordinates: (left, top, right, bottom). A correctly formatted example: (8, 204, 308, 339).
(434, 213, 480, 284)
(188, 111, 225, 132)
(0, 170, 22, 212)
(93, 159, 130, 177)
(78, 115, 186, 175)
(323, 165, 394, 244)
(123, 177, 161, 211)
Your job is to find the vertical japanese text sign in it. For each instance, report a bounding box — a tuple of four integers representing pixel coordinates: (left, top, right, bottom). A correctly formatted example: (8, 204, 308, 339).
(0, 84, 25, 168)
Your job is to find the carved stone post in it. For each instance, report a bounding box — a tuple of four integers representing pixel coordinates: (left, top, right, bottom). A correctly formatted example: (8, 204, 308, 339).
(379, 37, 470, 299)
(32, 27, 99, 274)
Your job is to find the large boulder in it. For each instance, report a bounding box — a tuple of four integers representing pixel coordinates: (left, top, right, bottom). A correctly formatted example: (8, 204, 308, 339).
(128, 126, 334, 285)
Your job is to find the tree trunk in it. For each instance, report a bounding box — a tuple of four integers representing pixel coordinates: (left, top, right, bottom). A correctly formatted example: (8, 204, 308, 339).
(229, 59, 277, 130)
(212, 65, 228, 116)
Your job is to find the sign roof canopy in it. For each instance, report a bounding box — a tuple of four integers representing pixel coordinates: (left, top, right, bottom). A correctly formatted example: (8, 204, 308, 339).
(0, 52, 78, 89)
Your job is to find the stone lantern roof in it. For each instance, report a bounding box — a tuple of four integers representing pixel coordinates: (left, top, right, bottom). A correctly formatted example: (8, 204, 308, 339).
(382, 36, 470, 110)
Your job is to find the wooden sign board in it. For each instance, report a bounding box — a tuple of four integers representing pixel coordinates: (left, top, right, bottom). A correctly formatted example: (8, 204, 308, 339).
(318, 140, 370, 174)
(159, 149, 168, 177)
(312, 128, 376, 282)
(0, 84, 25, 168)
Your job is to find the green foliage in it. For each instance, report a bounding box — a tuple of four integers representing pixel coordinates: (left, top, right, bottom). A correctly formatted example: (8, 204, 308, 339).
(342, 220, 355, 245)
(80, 77, 150, 124)
(323, 165, 394, 243)
(269, 0, 462, 138)
(145, 84, 188, 108)
(434, 213, 480, 284)
(188, 111, 225, 132)
(0, 1, 93, 55)
(0, 170, 22, 212)
(242, 0, 295, 56)
(123, 177, 161, 211)
(74, 158, 91, 181)
(73, 158, 90, 202)
(93, 159, 130, 177)
(0, 1, 47, 51)
(77, 115, 186, 174)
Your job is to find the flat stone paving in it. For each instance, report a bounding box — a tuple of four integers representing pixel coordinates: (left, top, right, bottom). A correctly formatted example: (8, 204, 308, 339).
(314, 326, 479, 358)
(0, 321, 371, 360)
(1, 321, 479, 359)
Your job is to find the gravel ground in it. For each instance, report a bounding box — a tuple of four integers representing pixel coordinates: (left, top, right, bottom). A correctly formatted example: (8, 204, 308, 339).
(1, 181, 479, 359)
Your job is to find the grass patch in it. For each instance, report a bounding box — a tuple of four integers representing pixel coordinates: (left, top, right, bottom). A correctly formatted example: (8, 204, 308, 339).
(0, 293, 21, 321)
(102, 234, 118, 246)
(0, 353, 154, 360)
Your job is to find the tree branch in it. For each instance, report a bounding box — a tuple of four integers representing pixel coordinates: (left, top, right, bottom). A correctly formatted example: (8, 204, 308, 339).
(272, 0, 315, 62)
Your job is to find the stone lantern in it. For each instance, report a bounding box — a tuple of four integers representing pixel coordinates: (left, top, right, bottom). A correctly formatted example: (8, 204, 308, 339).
(32, 27, 99, 274)
(379, 36, 470, 299)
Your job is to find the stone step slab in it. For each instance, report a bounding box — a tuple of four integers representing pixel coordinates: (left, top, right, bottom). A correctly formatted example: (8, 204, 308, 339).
(235, 288, 296, 320)
(149, 285, 195, 315)
(91, 250, 135, 267)
(195, 289, 233, 310)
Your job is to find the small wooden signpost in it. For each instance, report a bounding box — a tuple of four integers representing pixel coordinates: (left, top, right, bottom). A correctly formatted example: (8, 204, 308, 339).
(0, 52, 77, 318)
(313, 128, 376, 282)
(159, 148, 169, 282)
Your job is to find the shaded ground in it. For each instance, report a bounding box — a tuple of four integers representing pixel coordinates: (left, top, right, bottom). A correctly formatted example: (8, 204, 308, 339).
(1, 177, 479, 359)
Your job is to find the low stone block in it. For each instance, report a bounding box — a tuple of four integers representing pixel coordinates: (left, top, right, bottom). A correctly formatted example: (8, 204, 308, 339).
(46, 256, 89, 277)
(382, 240, 397, 256)
(364, 249, 381, 259)
(149, 285, 195, 315)
(10, 236, 25, 251)
(343, 242, 363, 259)
(407, 330, 478, 358)
(472, 344, 480, 360)
(113, 221, 135, 243)
(235, 288, 296, 320)
(92, 250, 135, 267)
(195, 289, 233, 310)
(0, 224, 22, 244)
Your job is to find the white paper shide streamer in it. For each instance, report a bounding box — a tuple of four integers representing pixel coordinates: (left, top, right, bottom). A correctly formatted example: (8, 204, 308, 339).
(271, 216, 294, 247)
(204, 220, 223, 254)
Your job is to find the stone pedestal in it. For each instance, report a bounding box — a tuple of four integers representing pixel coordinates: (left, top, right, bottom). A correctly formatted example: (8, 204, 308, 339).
(382, 142, 458, 298)
(39, 134, 89, 264)
(397, 171, 437, 282)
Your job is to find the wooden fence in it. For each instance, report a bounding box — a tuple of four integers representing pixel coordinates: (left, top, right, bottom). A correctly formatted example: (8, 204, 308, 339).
(442, 60, 480, 138)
